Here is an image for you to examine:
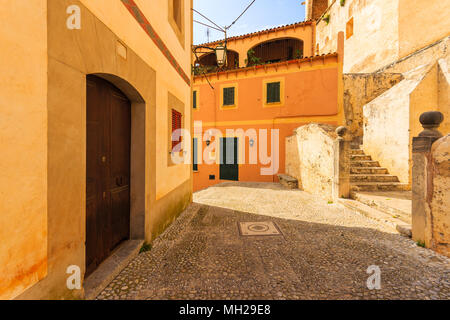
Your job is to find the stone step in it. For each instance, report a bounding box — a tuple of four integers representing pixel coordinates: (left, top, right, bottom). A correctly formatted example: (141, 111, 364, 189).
(350, 174, 400, 183)
(350, 160, 381, 167)
(351, 182, 410, 192)
(350, 154, 372, 161)
(350, 167, 389, 174)
(349, 149, 365, 155)
(351, 191, 411, 224)
(277, 174, 298, 189)
(338, 198, 411, 237)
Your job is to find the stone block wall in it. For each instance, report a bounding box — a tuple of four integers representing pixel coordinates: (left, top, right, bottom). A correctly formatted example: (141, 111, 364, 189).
(285, 123, 337, 200)
(429, 135, 450, 257)
(343, 73, 403, 142)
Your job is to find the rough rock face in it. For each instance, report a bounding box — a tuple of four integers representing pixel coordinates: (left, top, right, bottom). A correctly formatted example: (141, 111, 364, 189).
(431, 134, 450, 257)
(343, 73, 403, 141)
(285, 123, 337, 200)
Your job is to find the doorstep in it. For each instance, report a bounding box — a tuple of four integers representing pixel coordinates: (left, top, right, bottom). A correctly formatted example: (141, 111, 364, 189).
(84, 239, 144, 300)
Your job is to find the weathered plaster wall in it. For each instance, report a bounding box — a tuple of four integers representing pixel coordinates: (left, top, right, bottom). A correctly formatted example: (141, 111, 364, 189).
(17, 0, 192, 300)
(79, 0, 192, 204)
(398, 0, 450, 60)
(0, 0, 48, 300)
(378, 37, 449, 74)
(343, 73, 403, 140)
(363, 77, 416, 185)
(438, 56, 450, 135)
(315, 0, 399, 73)
(430, 135, 450, 258)
(286, 124, 337, 200)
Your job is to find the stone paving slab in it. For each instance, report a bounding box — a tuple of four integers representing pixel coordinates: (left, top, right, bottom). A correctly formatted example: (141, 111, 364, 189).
(97, 183, 449, 300)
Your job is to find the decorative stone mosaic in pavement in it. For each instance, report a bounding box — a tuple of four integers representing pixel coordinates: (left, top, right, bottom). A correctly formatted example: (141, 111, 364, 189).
(97, 182, 450, 300)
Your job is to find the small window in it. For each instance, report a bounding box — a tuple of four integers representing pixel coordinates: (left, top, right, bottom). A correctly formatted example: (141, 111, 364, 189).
(193, 91, 197, 109)
(346, 17, 354, 40)
(173, 0, 182, 30)
(266, 82, 281, 103)
(193, 138, 198, 171)
(171, 109, 182, 150)
(223, 87, 235, 106)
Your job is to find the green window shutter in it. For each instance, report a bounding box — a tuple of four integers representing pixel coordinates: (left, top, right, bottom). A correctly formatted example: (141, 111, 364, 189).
(223, 87, 235, 106)
(193, 138, 198, 171)
(267, 82, 281, 103)
(193, 91, 197, 109)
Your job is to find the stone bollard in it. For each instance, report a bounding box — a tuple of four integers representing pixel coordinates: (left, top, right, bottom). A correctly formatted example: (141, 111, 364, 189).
(332, 126, 351, 200)
(411, 111, 444, 245)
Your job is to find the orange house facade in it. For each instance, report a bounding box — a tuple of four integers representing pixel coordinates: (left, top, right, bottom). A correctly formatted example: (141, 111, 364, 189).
(192, 21, 345, 192)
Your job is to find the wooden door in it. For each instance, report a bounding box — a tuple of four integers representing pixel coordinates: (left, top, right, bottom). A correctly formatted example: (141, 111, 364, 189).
(86, 75, 131, 277)
(220, 137, 239, 181)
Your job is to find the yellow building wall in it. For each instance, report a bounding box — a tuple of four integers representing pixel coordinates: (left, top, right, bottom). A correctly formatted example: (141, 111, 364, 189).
(79, 0, 192, 202)
(6, 0, 193, 300)
(0, 0, 48, 299)
(398, 0, 450, 59)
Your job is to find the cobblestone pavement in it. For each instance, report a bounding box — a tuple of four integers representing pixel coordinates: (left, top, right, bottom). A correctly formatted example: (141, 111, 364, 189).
(97, 182, 449, 300)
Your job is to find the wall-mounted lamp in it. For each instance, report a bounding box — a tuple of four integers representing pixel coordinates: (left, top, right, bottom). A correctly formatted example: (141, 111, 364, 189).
(215, 45, 227, 68)
(249, 139, 255, 147)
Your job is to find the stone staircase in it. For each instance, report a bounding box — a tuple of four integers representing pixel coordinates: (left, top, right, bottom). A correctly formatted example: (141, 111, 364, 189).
(350, 148, 408, 192)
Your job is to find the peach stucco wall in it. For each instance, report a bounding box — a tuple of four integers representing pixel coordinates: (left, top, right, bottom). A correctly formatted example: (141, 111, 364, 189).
(2, 0, 193, 300)
(0, 0, 48, 300)
(193, 55, 343, 192)
(80, 0, 192, 201)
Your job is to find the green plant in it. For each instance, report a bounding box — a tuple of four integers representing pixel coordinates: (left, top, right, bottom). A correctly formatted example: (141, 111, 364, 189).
(323, 14, 330, 25)
(246, 49, 262, 66)
(327, 200, 333, 204)
(140, 242, 152, 253)
(340, 0, 346, 6)
(416, 240, 426, 248)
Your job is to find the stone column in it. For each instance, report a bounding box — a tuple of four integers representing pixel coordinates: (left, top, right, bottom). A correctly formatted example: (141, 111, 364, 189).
(412, 111, 444, 244)
(333, 126, 350, 200)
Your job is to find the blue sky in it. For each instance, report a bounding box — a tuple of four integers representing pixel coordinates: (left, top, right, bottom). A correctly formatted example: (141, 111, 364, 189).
(193, 0, 306, 44)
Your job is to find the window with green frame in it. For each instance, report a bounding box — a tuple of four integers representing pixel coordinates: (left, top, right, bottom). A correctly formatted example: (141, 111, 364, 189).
(266, 82, 281, 103)
(223, 87, 235, 106)
(193, 90, 197, 109)
(193, 138, 198, 171)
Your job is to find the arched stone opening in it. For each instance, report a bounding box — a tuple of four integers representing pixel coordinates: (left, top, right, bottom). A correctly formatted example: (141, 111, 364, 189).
(85, 73, 146, 275)
(196, 50, 240, 71)
(246, 38, 304, 66)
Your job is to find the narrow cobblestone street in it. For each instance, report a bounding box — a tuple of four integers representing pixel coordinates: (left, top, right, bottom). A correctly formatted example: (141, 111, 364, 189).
(97, 182, 449, 300)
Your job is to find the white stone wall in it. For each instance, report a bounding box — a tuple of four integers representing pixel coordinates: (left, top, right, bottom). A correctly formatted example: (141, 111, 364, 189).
(363, 64, 435, 185)
(286, 124, 337, 200)
(315, 0, 399, 73)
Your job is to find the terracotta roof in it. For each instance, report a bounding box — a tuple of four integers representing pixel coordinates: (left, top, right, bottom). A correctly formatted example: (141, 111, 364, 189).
(193, 52, 338, 79)
(194, 20, 314, 47)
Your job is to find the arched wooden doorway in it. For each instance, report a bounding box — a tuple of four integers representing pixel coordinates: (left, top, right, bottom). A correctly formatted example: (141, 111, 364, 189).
(86, 75, 131, 276)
